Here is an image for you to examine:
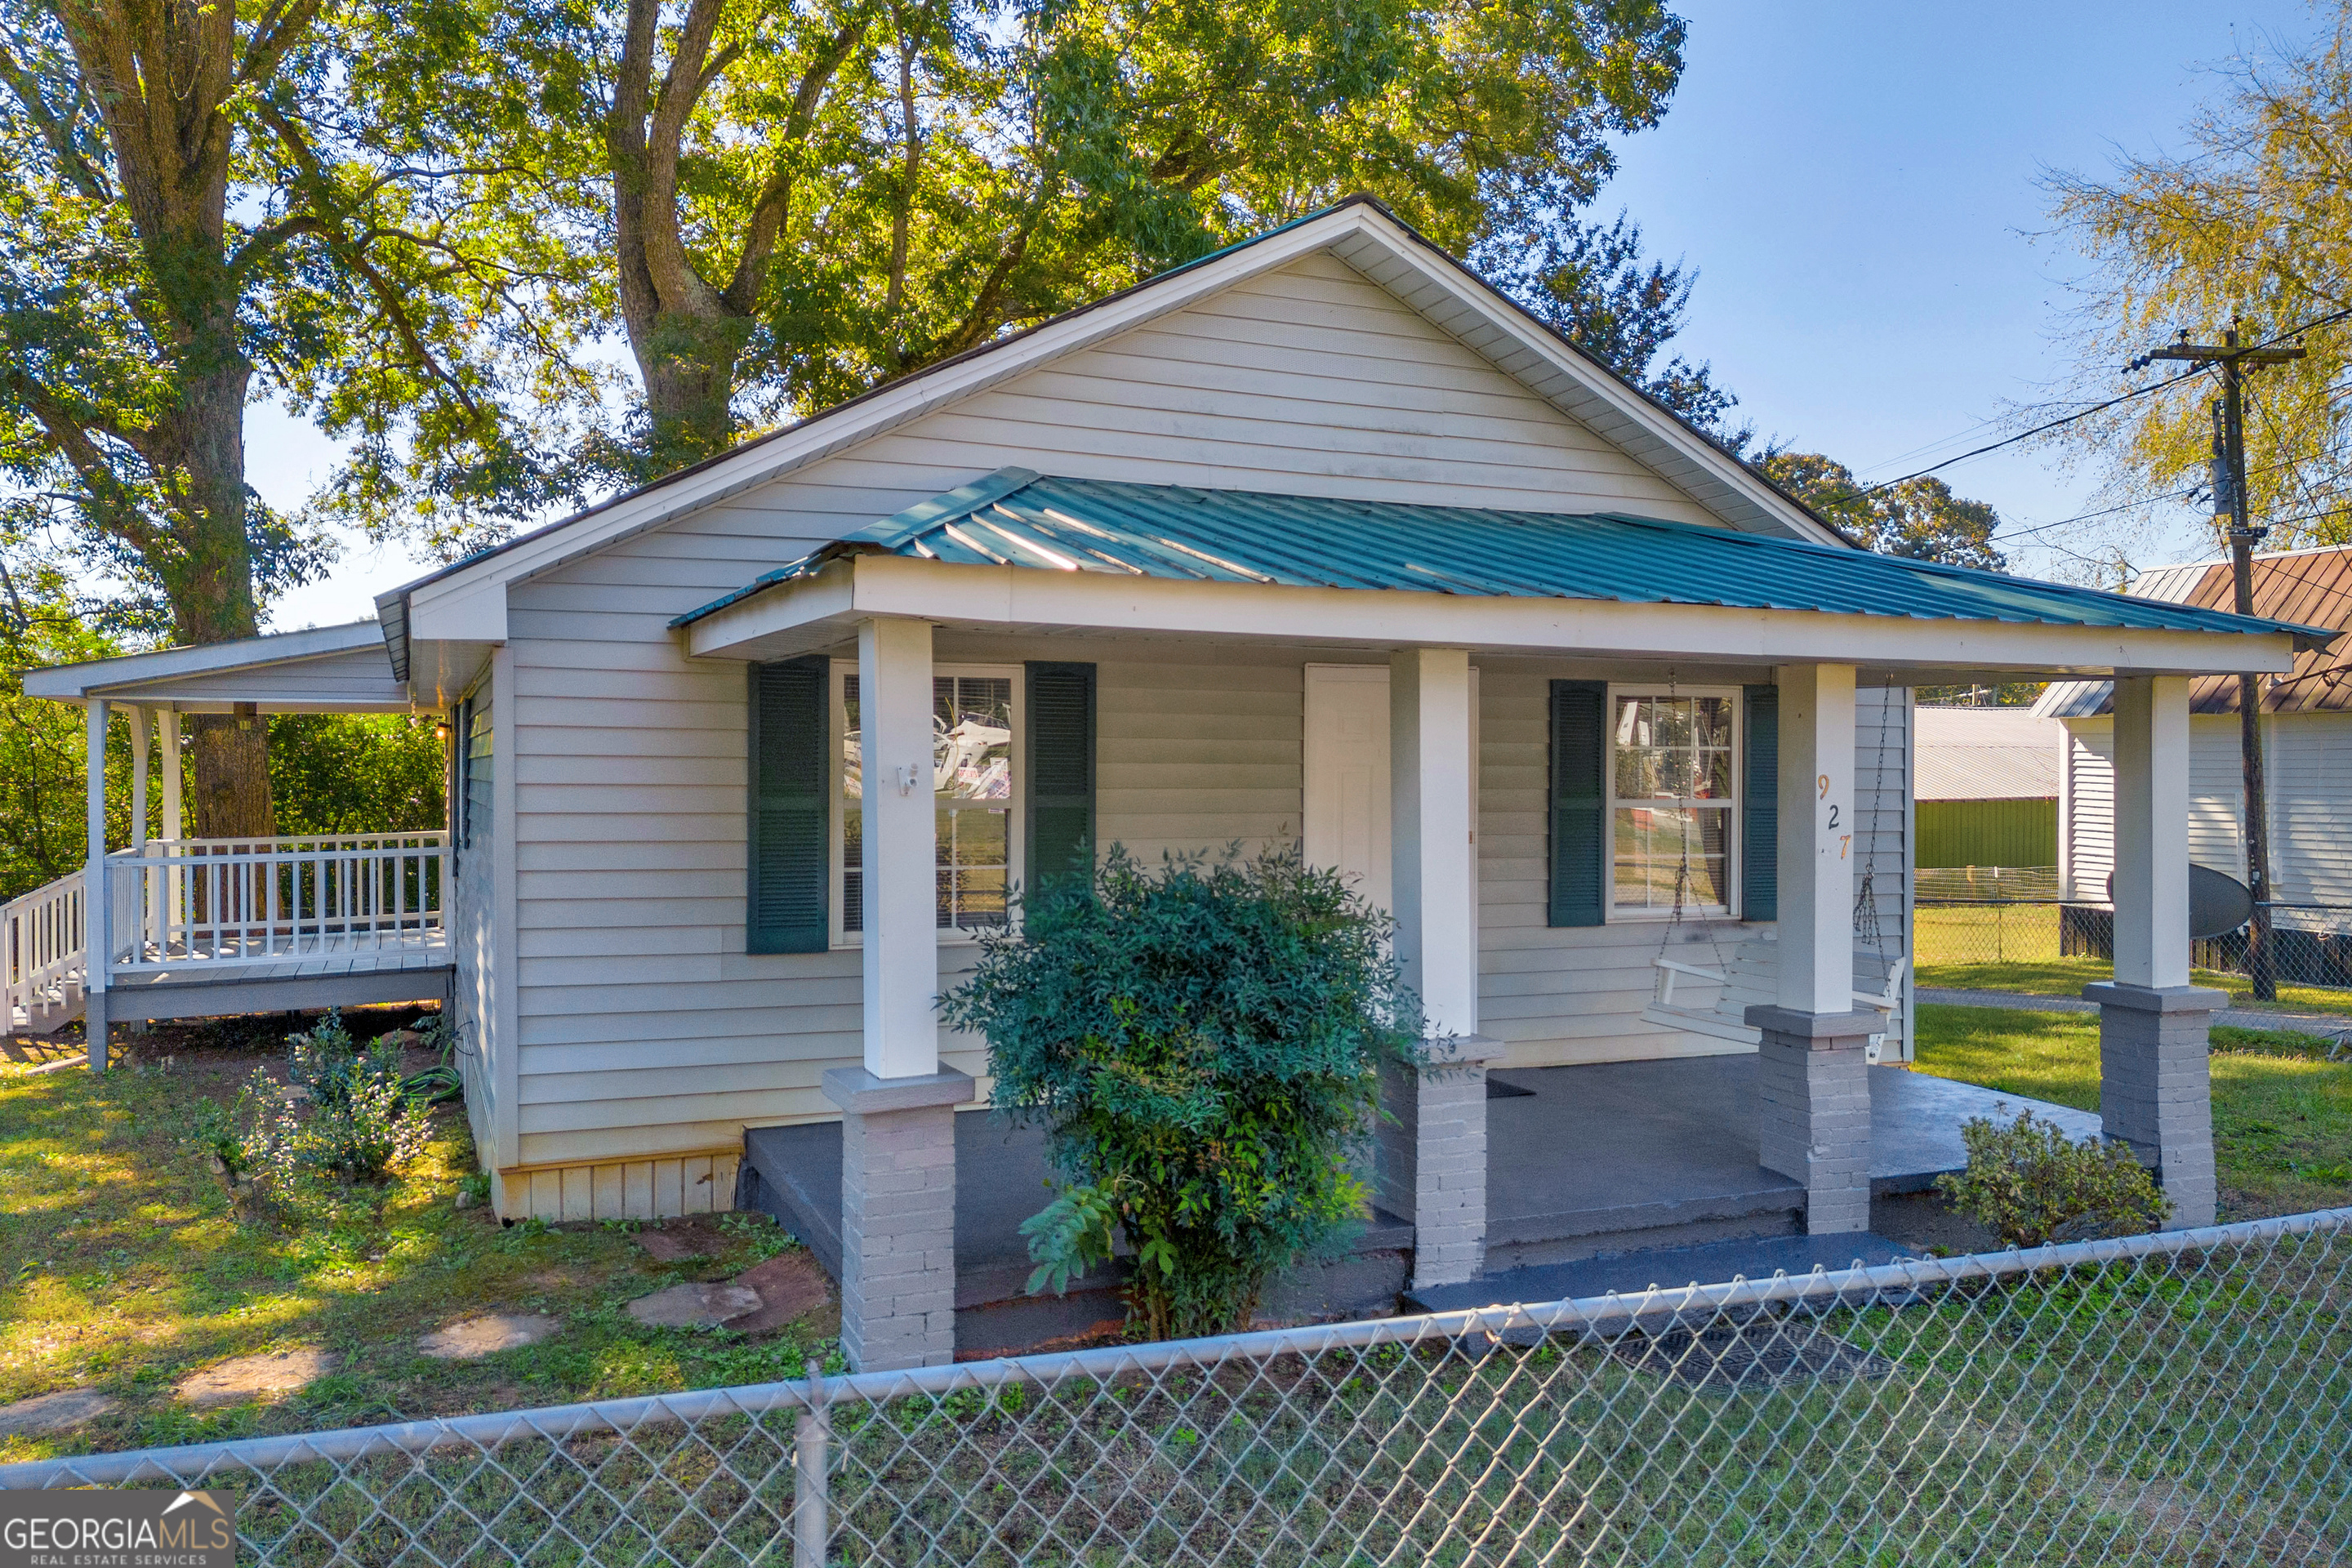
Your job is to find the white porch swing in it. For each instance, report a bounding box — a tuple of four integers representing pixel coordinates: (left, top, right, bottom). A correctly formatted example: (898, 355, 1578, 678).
(1640, 678, 1908, 1058)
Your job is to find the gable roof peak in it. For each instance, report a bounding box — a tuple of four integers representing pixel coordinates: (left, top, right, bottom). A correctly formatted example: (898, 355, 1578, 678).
(377, 197, 1849, 677)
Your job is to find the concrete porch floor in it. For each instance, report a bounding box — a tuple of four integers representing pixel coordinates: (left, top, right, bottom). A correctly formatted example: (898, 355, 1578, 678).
(742, 1056, 2098, 1355)
(1481, 1056, 2100, 1270)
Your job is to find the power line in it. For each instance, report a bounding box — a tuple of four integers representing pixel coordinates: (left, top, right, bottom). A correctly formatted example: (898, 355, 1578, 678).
(1843, 367, 2210, 500)
(1993, 449, 2340, 543)
(1839, 303, 2352, 505)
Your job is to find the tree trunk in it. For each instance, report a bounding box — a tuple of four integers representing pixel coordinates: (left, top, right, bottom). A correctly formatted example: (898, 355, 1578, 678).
(632, 308, 751, 468)
(45, 0, 276, 841)
(154, 293, 271, 841)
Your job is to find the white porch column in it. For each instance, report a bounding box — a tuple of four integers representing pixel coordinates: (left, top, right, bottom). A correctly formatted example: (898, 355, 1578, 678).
(128, 706, 149, 848)
(1379, 647, 1500, 1289)
(2088, 675, 2220, 1227)
(1747, 664, 1875, 1234)
(825, 615, 970, 1371)
(857, 615, 942, 1081)
(158, 709, 183, 843)
(84, 699, 110, 1071)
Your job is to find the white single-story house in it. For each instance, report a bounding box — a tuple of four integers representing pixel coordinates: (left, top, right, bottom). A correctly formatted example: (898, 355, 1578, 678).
(13, 198, 2328, 1369)
(2040, 546, 2352, 973)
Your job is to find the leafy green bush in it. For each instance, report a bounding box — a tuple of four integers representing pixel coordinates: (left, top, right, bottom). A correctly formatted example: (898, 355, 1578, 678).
(942, 844, 1423, 1340)
(1936, 1107, 2172, 1248)
(268, 1010, 434, 1185)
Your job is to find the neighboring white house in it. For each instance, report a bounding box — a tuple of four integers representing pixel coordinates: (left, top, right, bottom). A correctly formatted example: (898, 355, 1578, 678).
(16, 198, 2324, 1370)
(2039, 546, 2352, 938)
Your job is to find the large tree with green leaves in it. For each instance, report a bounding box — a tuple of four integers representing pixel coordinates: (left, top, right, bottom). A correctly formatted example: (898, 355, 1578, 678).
(1757, 451, 2007, 572)
(2041, 10, 2352, 552)
(422, 0, 1695, 477)
(0, 0, 564, 832)
(1479, 209, 1746, 445)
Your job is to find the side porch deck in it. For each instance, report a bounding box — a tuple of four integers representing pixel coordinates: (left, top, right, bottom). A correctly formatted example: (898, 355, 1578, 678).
(744, 1057, 2096, 1356)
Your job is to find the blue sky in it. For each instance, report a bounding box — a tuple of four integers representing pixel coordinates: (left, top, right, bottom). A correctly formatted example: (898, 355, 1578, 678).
(261, 0, 2324, 627)
(1596, 0, 2321, 583)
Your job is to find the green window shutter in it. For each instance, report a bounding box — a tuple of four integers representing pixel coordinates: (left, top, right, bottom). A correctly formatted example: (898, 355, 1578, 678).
(748, 657, 829, 955)
(1026, 662, 1097, 899)
(1548, 680, 1607, 927)
(1743, 684, 1780, 923)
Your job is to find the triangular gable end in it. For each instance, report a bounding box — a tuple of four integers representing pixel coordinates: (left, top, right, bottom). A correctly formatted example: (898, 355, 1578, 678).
(385, 199, 1842, 662)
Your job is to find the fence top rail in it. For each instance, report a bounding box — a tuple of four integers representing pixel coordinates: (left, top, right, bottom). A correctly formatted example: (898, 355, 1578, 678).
(7, 1203, 2345, 1493)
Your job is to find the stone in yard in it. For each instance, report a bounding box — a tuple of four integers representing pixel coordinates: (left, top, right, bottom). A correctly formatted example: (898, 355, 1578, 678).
(626, 1282, 762, 1329)
(176, 1348, 340, 1410)
(417, 1313, 560, 1361)
(631, 1227, 717, 1264)
(0, 1388, 117, 1437)
(723, 1254, 832, 1335)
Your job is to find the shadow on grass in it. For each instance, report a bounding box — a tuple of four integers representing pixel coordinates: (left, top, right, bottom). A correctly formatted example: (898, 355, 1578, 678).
(2, 1024, 835, 1465)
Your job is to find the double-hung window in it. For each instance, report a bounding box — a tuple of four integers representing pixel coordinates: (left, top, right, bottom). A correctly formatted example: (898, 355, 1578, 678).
(831, 664, 1022, 942)
(1608, 688, 1738, 916)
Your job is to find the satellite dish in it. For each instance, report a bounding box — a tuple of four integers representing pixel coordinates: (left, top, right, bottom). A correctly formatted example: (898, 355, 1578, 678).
(2103, 865, 2256, 940)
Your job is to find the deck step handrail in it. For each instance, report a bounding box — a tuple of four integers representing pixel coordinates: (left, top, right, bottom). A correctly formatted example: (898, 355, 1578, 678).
(4, 869, 87, 1027)
(105, 831, 452, 975)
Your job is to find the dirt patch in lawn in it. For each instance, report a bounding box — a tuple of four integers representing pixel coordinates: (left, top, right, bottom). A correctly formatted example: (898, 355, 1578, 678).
(0, 1004, 839, 1467)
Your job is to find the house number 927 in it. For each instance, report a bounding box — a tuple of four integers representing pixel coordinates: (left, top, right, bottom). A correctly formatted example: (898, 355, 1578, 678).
(1819, 773, 1851, 858)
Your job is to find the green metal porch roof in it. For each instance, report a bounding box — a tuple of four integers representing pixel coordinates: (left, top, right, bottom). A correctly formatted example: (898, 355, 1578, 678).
(672, 468, 2336, 648)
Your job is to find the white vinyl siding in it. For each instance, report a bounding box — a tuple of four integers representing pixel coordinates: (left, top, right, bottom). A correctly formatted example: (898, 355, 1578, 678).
(451, 684, 500, 1164)
(2064, 715, 2325, 902)
(478, 248, 1870, 1177)
(2065, 726, 2116, 903)
(2266, 714, 2352, 914)
(2187, 718, 2247, 880)
(2067, 711, 2352, 927)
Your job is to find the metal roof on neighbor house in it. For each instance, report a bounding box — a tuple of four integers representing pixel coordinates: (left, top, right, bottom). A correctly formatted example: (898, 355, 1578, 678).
(674, 469, 2340, 644)
(2037, 545, 2352, 719)
(1914, 707, 2063, 800)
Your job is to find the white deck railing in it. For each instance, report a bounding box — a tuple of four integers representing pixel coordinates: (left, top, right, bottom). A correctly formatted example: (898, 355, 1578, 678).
(3, 869, 87, 1025)
(104, 832, 452, 975)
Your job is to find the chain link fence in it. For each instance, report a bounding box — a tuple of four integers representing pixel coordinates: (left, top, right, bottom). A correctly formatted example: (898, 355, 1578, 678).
(1915, 868, 2352, 993)
(7, 1209, 2350, 1566)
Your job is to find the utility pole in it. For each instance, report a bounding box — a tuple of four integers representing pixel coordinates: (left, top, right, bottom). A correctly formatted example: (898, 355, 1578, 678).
(2137, 326, 2305, 999)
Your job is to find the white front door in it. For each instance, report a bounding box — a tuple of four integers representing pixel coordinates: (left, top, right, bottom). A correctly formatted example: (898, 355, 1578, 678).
(1304, 666, 1393, 912)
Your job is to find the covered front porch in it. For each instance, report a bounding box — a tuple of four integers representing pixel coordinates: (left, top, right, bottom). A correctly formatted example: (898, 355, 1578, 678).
(10, 623, 453, 1059)
(679, 470, 2318, 1370)
(743, 1056, 2100, 1354)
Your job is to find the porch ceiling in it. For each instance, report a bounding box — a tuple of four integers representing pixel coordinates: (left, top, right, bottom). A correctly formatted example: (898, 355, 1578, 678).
(675, 470, 2328, 679)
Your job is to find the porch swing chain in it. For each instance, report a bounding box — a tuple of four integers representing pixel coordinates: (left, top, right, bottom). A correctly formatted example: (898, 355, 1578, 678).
(1854, 675, 1897, 957)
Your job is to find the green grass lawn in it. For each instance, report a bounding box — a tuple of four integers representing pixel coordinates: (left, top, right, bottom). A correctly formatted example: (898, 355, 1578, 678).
(1914, 952, 2352, 1018)
(1913, 903, 2352, 1018)
(0, 1012, 837, 1467)
(1912, 1002, 2352, 1218)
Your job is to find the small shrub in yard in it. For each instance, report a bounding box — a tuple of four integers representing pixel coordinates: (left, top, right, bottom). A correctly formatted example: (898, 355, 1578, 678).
(943, 844, 1423, 1341)
(1937, 1107, 2172, 1248)
(190, 1013, 436, 1209)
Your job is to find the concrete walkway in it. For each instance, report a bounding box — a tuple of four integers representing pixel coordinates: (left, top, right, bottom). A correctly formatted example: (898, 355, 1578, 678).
(1918, 987, 2352, 1039)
